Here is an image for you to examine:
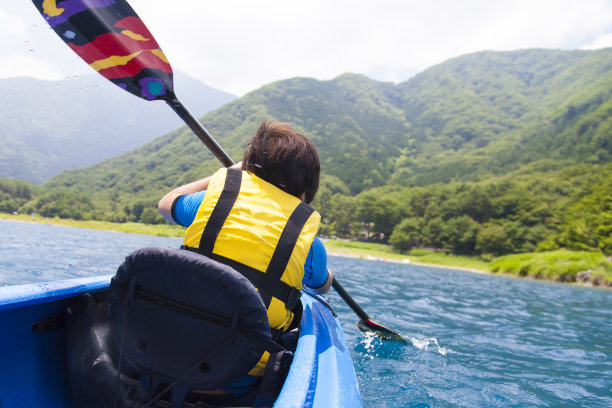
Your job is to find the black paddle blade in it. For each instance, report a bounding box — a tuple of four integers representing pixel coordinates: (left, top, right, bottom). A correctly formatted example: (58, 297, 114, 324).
(357, 319, 408, 344)
(31, 0, 174, 101)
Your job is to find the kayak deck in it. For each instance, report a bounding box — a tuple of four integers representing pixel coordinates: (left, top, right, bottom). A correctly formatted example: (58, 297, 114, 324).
(0, 276, 361, 407)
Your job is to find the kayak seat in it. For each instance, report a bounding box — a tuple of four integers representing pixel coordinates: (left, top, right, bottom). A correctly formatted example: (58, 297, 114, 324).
(66, 246, 289, 408)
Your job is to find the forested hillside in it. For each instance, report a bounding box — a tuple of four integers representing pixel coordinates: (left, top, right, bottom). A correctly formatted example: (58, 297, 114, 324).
(0, 72, 235, 183)
(1, 48, 610, 260)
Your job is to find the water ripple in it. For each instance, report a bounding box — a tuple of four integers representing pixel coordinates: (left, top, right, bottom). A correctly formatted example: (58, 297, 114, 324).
(327, 255, 612, 408)
(1, 220, 611, 407)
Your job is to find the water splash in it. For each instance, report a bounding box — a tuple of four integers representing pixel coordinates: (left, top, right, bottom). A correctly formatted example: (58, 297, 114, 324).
(410, 336, 450, 355)
(359, 332, 382, 359)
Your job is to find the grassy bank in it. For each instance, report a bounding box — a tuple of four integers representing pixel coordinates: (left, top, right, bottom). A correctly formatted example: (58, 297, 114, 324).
(490, 250, 612, 287)
(319, 240, 611, 287)
(324, 239, 490, 271)
(2, 213, 609, 287)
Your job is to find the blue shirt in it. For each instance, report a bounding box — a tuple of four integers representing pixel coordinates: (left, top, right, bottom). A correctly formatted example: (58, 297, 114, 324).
(173, 191, 328, 289)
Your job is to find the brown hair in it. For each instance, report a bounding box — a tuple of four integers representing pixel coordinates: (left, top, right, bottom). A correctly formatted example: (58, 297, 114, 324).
(243, 120, 320, 204)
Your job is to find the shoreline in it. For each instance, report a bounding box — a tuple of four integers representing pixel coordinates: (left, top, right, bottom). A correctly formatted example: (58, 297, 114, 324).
(2, 214, 608, 288)
(324, 248, 611, 289)
(0, 214, 489, 276)
(325, 248, 487, 274)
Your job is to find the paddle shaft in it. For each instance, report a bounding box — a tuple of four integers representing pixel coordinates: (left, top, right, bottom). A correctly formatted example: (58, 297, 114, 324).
(169, 98, 389, 335)
(332, 277, 370, 322)
(34, 0, 395, 340)
(169, 101, 379, 329)
(166, 98, 234, 167)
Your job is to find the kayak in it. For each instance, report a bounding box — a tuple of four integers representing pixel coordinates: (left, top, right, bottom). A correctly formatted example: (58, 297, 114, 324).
(0, 275, 361, 407)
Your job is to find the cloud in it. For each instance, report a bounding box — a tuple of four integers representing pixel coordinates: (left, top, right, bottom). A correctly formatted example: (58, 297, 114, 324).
(127, 0, 612, 94)
(0, 54, 65, 80)
(0, 9, 64, 79)
(579, 33, 612, 50)
(2, 0, 612, 95)
(0, 6, 92, 81)
(0, 9, 28, 54)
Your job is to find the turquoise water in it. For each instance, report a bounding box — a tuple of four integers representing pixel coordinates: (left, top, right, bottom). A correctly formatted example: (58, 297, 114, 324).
(1, 219, 611, 407)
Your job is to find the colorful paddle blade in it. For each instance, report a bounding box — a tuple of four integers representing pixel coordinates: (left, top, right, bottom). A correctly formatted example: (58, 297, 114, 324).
(31, 0, 174, 101)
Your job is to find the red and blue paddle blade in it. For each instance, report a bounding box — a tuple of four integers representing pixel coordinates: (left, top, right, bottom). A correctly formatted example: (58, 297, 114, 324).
(31, 0, 174, 101)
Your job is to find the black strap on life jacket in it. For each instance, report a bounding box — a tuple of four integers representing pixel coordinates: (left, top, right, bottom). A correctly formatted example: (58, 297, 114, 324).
(189, 168, 314, 316)
(198, 168, 243, 254)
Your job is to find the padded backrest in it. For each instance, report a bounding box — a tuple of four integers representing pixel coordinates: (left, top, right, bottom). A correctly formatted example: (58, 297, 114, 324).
(109, 247, 272, 391)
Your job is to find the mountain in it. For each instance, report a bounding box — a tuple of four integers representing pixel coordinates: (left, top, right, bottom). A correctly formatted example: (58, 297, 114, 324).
(43, 48, 612, 201)
(3, 48, 610, 258)
(0, 72, 236, 183)
(394, 48, 612, 185)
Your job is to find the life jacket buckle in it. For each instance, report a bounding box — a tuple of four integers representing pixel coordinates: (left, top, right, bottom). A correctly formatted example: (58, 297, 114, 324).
(285, 289, 302, 314)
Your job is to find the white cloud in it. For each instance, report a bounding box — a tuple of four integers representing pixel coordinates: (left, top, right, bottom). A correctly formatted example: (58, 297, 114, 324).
(127, 0, 612, 94)
(2, 0, 612, 95)
(0, 54, 65, 80)
(0, 9, 28, 53)
(579, 33, 612, 50)
(0, 7, 91, 81)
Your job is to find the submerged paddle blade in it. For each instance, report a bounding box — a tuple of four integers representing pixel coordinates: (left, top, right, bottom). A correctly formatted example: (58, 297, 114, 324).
(31, 0, 174, 101)
(358, 319, 408, 344)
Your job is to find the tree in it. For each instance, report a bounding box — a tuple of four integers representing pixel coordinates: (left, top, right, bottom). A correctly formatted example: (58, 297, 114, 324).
(476, 224, 511, 255)
(558, 173, 612, 255)
(324, 194, 360, 238)
(440, 215, 480, 254)
(131, 202, 146, 221)
(354, 193, 401, 240)
(140, 207, 162, 224)
(422, 216, 445, 248)
(389, 218, 421, 252)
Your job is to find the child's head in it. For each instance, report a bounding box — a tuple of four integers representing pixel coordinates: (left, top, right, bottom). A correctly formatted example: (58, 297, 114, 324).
(242, 120, 320, 203)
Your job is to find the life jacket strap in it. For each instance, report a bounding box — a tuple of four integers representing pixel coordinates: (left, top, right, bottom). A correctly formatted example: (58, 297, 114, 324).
(198, 168, 242, 254)
(265, 202, 315, 281)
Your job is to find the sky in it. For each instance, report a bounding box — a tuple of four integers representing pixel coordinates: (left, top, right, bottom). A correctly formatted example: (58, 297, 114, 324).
(1, 0, 612, 97)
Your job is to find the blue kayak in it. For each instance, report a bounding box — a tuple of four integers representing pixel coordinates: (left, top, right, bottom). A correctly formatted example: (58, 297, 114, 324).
(0, 276, 361, 407)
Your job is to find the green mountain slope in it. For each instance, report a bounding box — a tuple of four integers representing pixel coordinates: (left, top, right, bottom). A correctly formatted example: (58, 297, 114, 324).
(3, 48, 609, 276)
(45, 48, 611, 200)
(2, 47, 610, 262)
(392, 49, 612, 185)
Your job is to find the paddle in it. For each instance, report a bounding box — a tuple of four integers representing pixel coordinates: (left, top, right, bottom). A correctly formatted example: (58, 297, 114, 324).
(332, 278, 407, 343)
(31, 0, 233, 167)
(32, 0, 405, 344)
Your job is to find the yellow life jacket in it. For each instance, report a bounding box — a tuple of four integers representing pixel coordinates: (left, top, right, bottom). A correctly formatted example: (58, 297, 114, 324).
(182, 168, 320, 376)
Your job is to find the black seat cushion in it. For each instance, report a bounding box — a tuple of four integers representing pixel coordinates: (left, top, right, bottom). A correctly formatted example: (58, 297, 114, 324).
(109, 247, 272, 391)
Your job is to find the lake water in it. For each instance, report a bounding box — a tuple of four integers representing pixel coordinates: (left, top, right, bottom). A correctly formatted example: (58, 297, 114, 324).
(1, 219, 611, 407)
